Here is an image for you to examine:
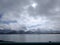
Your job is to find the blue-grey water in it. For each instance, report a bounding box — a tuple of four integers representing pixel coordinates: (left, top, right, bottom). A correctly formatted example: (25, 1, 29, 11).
(0, 34, 60, 42)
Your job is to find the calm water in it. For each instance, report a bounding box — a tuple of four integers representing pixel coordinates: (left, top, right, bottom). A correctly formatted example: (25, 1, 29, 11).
(0, 34, 60, 42)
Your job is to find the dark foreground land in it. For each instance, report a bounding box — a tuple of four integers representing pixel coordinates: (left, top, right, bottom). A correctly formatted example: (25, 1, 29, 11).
(0, 40, 14, 43)
(0, 40, 60, 45)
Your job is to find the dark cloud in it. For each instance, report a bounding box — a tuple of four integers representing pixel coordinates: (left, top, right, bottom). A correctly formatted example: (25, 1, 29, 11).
(0, 13, 3, 19)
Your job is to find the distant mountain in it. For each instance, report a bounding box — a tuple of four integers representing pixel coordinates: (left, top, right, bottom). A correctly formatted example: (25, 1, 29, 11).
(0, 29, 17, 34)
(0, 29, 60, 34)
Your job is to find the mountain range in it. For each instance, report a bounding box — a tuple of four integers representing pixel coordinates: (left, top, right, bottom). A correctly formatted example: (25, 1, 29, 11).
(0, 29, 60, 34)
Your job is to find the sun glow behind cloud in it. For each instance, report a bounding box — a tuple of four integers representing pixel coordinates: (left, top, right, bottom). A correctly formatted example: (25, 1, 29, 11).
(30, 0, 37, 9)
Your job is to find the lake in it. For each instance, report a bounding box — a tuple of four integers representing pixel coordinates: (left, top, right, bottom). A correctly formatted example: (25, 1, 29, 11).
(0, 34, 60, 42)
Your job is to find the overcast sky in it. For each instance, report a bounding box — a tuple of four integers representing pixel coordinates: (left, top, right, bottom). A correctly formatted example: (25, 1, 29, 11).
(0, 0, 60, 31)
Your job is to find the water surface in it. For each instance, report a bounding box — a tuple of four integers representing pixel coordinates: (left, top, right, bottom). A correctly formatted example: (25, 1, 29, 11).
(0, 34, 60, 42)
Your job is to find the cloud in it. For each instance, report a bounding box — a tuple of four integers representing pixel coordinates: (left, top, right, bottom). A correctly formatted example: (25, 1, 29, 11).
(0, 0, 60, 31)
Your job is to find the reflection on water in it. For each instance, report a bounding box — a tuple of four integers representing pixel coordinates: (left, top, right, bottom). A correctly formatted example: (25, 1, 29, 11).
(0, 34, 26, 42)
(0, 34, 60, 42)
